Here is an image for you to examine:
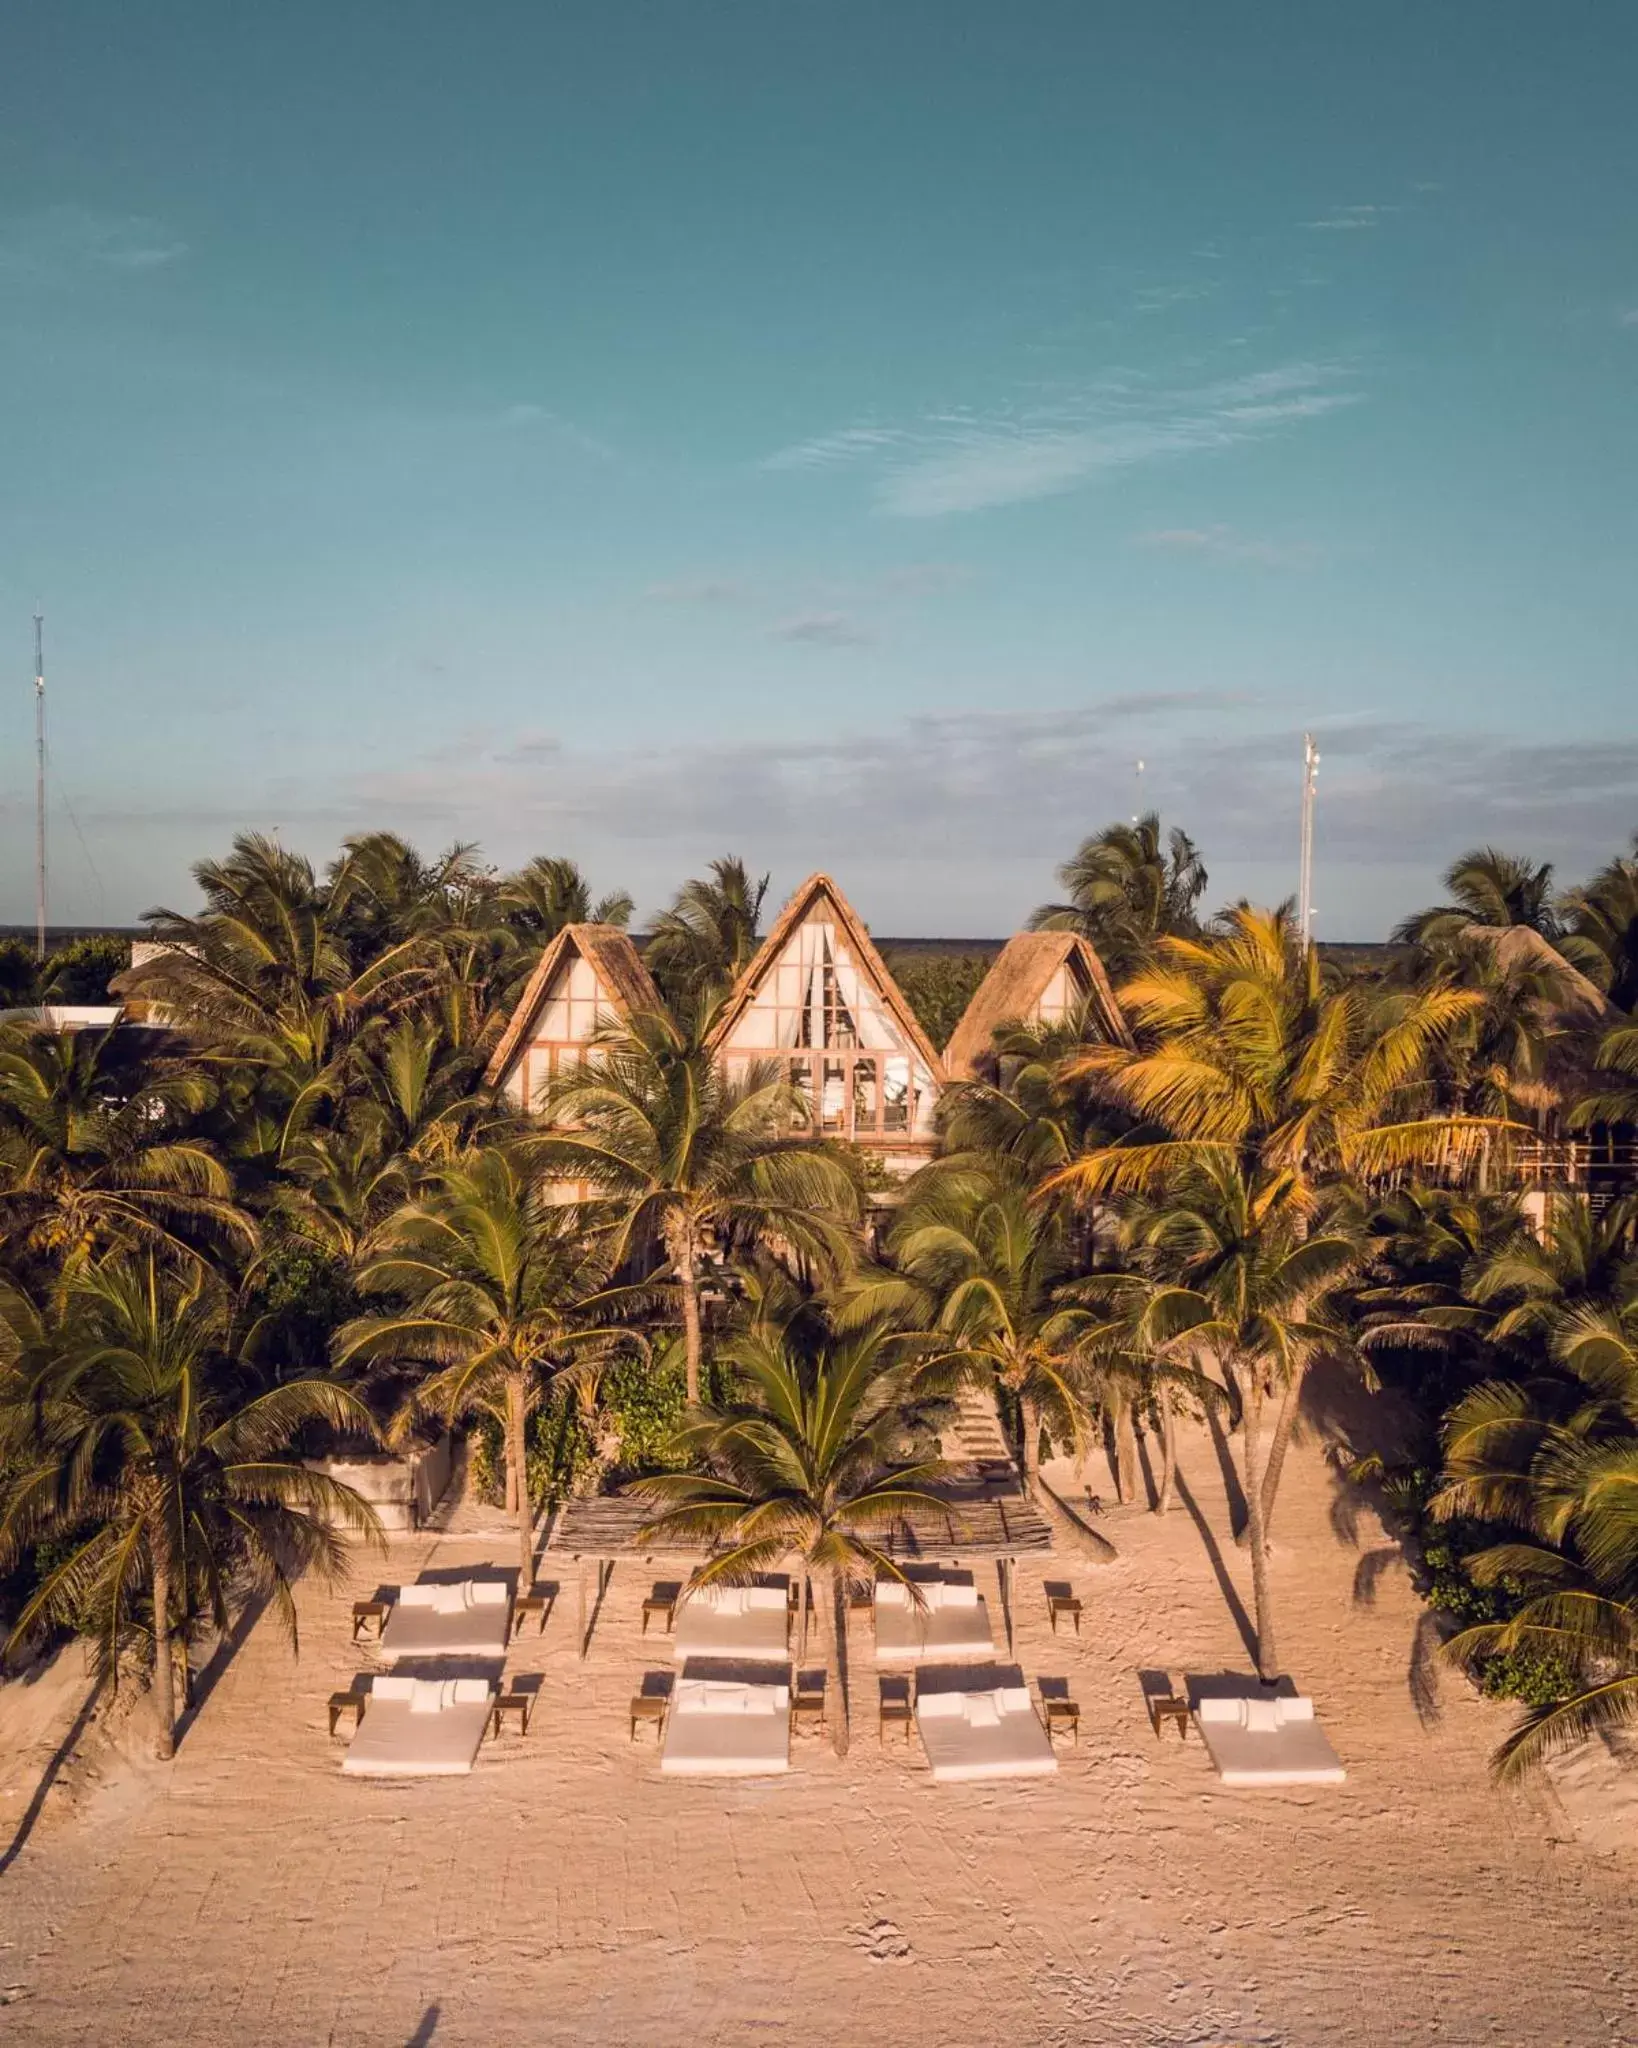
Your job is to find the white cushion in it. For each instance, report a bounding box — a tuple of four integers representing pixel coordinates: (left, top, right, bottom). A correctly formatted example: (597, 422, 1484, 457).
(1243, 1696, 1281, 1735)
(1279, 1695, 1315, 1723)
(745, 1585, 787, 1613)
(875, 1582, 911, 1610)
(705, 1585, 746, 1618)
(468, 1581, 509, 1607)
(916, 1690, 966, 1721)
(451, 1679, 493, 1705)
(964, 1692, 1001, 1730)
(408, 1678, 448, 1715)
(997, 1685, 1032, 1714)
(371, 1675, 415, 1702)
(1195, 1696, 1242, 1725)
(432, 1585, 467, 1616)
(942, 1580, 979, 1609)
(397, 1584, 440, 1608)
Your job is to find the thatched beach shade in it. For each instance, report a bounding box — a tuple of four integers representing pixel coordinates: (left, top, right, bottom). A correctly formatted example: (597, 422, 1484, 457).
(942, 931, 1129, 1083)
(542, 1487, 1054, 1658)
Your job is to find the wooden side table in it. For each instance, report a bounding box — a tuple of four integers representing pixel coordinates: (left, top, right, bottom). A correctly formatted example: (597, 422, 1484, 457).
(1043, 1697, 1081, 1744)
(641, 1590, 678, 1635)
(328, 1690, 366, 1738)
(1149, 1694, 1190, 1741)
(350, 1599, 388, 1643)
(629, 1694, 668, 1742)
(879, 1685, 913, 1745)
(1047, 1592, 1083, 1635)
(791, 1690, 827, 1736)
(491, 1691, 533, 1739)
(511, 1587, 555, 1640)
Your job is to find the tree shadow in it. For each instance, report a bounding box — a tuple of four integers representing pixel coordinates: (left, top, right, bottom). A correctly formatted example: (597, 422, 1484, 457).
(0, 1671, 103, 1879)
(173, 1590, 270, 1749)
(1173, 1469, 1258, 1665)
(1203, 1401, 1247, 1539)
(406, 2005, 440, 2045)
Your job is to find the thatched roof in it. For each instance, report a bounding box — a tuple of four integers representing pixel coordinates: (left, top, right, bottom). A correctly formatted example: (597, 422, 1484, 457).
(544, 1482, 1052, 1562)
(484, 924, 662, 1089)
(704, 872, 947, 1080)
(942, 931, 1128, 1080)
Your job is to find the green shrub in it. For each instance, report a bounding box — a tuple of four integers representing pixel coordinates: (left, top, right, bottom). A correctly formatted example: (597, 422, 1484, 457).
(467, 1347, 692, 1510)
(0, 937, 38, 1007)
(42, 934, 128, 1004)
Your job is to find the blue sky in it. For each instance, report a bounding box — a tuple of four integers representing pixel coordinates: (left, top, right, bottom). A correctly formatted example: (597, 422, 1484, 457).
(2, 2, 1635, 937)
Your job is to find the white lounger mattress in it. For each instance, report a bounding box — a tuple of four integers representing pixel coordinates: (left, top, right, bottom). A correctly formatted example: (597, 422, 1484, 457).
(378, 1578, 512, 1662)
(342, 1677, 493, 1777)
(672, 1581, 790, 1665)
(875, 1574, 994, 1666)
(660, 1671, 791, 1776)
(1194, 1693, 1346, 1786)
(915, 1681, 1057, 1783)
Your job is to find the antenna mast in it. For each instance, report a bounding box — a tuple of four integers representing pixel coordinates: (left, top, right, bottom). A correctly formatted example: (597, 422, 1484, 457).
(1132, 757, 1145, 824)
(34, 614, 46, 962)
(1297, 730, 1319, 946)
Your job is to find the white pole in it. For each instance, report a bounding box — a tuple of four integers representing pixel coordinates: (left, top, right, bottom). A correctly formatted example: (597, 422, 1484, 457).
(34, 614, 46, 962)
(1298, 732, 1319, 946)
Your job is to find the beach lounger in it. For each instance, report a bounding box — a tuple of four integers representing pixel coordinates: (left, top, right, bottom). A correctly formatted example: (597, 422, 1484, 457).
(874, 1569, 995, 1666)
(376, 1578, 512, 1663)
(672, 1579, 791, 1665)
(1193, 1692, 1346, 1786)
(340, 1676, 495, 1777)
(659, 1664, 792, 1777)
(914, 1667, 1058, 1783)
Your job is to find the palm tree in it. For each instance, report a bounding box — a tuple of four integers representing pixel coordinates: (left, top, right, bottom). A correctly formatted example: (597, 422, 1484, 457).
(629, 1319, 951, 1756)
(843, 1167, 1133, 1552)
(1108, 1157, 1362, 1680)
(538, 1009, 859, 1405)
(1432, 1297, 1638, 1777)
(498, 855, 633, 942)
(1394, 847, 1561, 950)
(336, 1146, 640, 1581)
(1030, 812, 1208, 979)
(644, 856, 769, 1020)
(1559, 838, 1638, 1011)
(0, 1256, 377, 1756)
(0, 1020, 254, 1271)
(1046, 905, 1499, 1533)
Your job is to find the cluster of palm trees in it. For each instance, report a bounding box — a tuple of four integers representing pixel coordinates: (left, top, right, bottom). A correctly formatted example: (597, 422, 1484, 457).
(1, 820, 1635, 1776)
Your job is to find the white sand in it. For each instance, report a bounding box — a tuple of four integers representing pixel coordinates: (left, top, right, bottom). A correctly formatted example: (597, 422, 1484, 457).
(4, 1413, 1636, 2045)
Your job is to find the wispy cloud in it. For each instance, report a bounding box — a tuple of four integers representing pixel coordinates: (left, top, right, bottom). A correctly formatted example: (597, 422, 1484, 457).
(1137, 525, 1320, 568)
(496, 403, 615, 459)
(1620, 308, 1638, 328)
(644, 576, 744, 605)
(0, 204, 188, 278)
(761, 360, 1363, 519)
(1305, 204, 1391, 232)
(1133, 281, 1217, 314)
(771, 610, 873, 647)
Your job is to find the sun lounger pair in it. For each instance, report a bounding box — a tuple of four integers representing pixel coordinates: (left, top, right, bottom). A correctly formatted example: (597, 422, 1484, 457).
(341, 1676, 495, 1777)
(874, 1569, 995, 1666)
(1193, 1691, 1346, 1785)
(672, 1579, 791, 1664)
(376, 1578, 512, 1663)
(913, 1664, 1058, 1782)
(660, 1661, 792, 1777)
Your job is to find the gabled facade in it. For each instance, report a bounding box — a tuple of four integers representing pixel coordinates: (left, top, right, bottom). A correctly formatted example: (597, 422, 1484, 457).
(484, 923, 660, 1114)
(705, 873, 946, 1165)
(943, 931, 1127, 1082)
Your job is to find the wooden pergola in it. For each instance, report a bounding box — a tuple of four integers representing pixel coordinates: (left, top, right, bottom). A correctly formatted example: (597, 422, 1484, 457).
(541, 1485, 1054, 1659)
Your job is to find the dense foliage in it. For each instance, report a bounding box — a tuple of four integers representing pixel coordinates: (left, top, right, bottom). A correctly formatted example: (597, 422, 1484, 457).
(1, 823, 1634, 1773)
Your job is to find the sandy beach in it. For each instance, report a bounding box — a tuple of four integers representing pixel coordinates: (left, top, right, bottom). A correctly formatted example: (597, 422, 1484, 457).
(4, 1400, 1635, 2048)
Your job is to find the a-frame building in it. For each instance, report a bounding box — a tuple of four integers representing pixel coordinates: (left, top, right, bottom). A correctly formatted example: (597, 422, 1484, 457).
(705, 873, 947, 1168)
(943, 931, 1127, 1082)
(485, 923, 661, 1114)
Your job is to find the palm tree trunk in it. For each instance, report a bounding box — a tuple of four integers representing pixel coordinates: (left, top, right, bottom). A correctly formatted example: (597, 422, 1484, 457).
(1156, 1395, 1176, 1515)
(1257, 1360, 1306, 1540)
(1019, 1395, 1118, 1562)
(1239, 1372, 1279, 1684)
(821, 1565, 848, 1758)
(1116, 1397, 1139, 1505)
(506, 1372, 533, 1587)
(151, 1536, 176, 1760)
(667, 1214, 704, 1406)
(1019, 1394, 1041, 1485)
